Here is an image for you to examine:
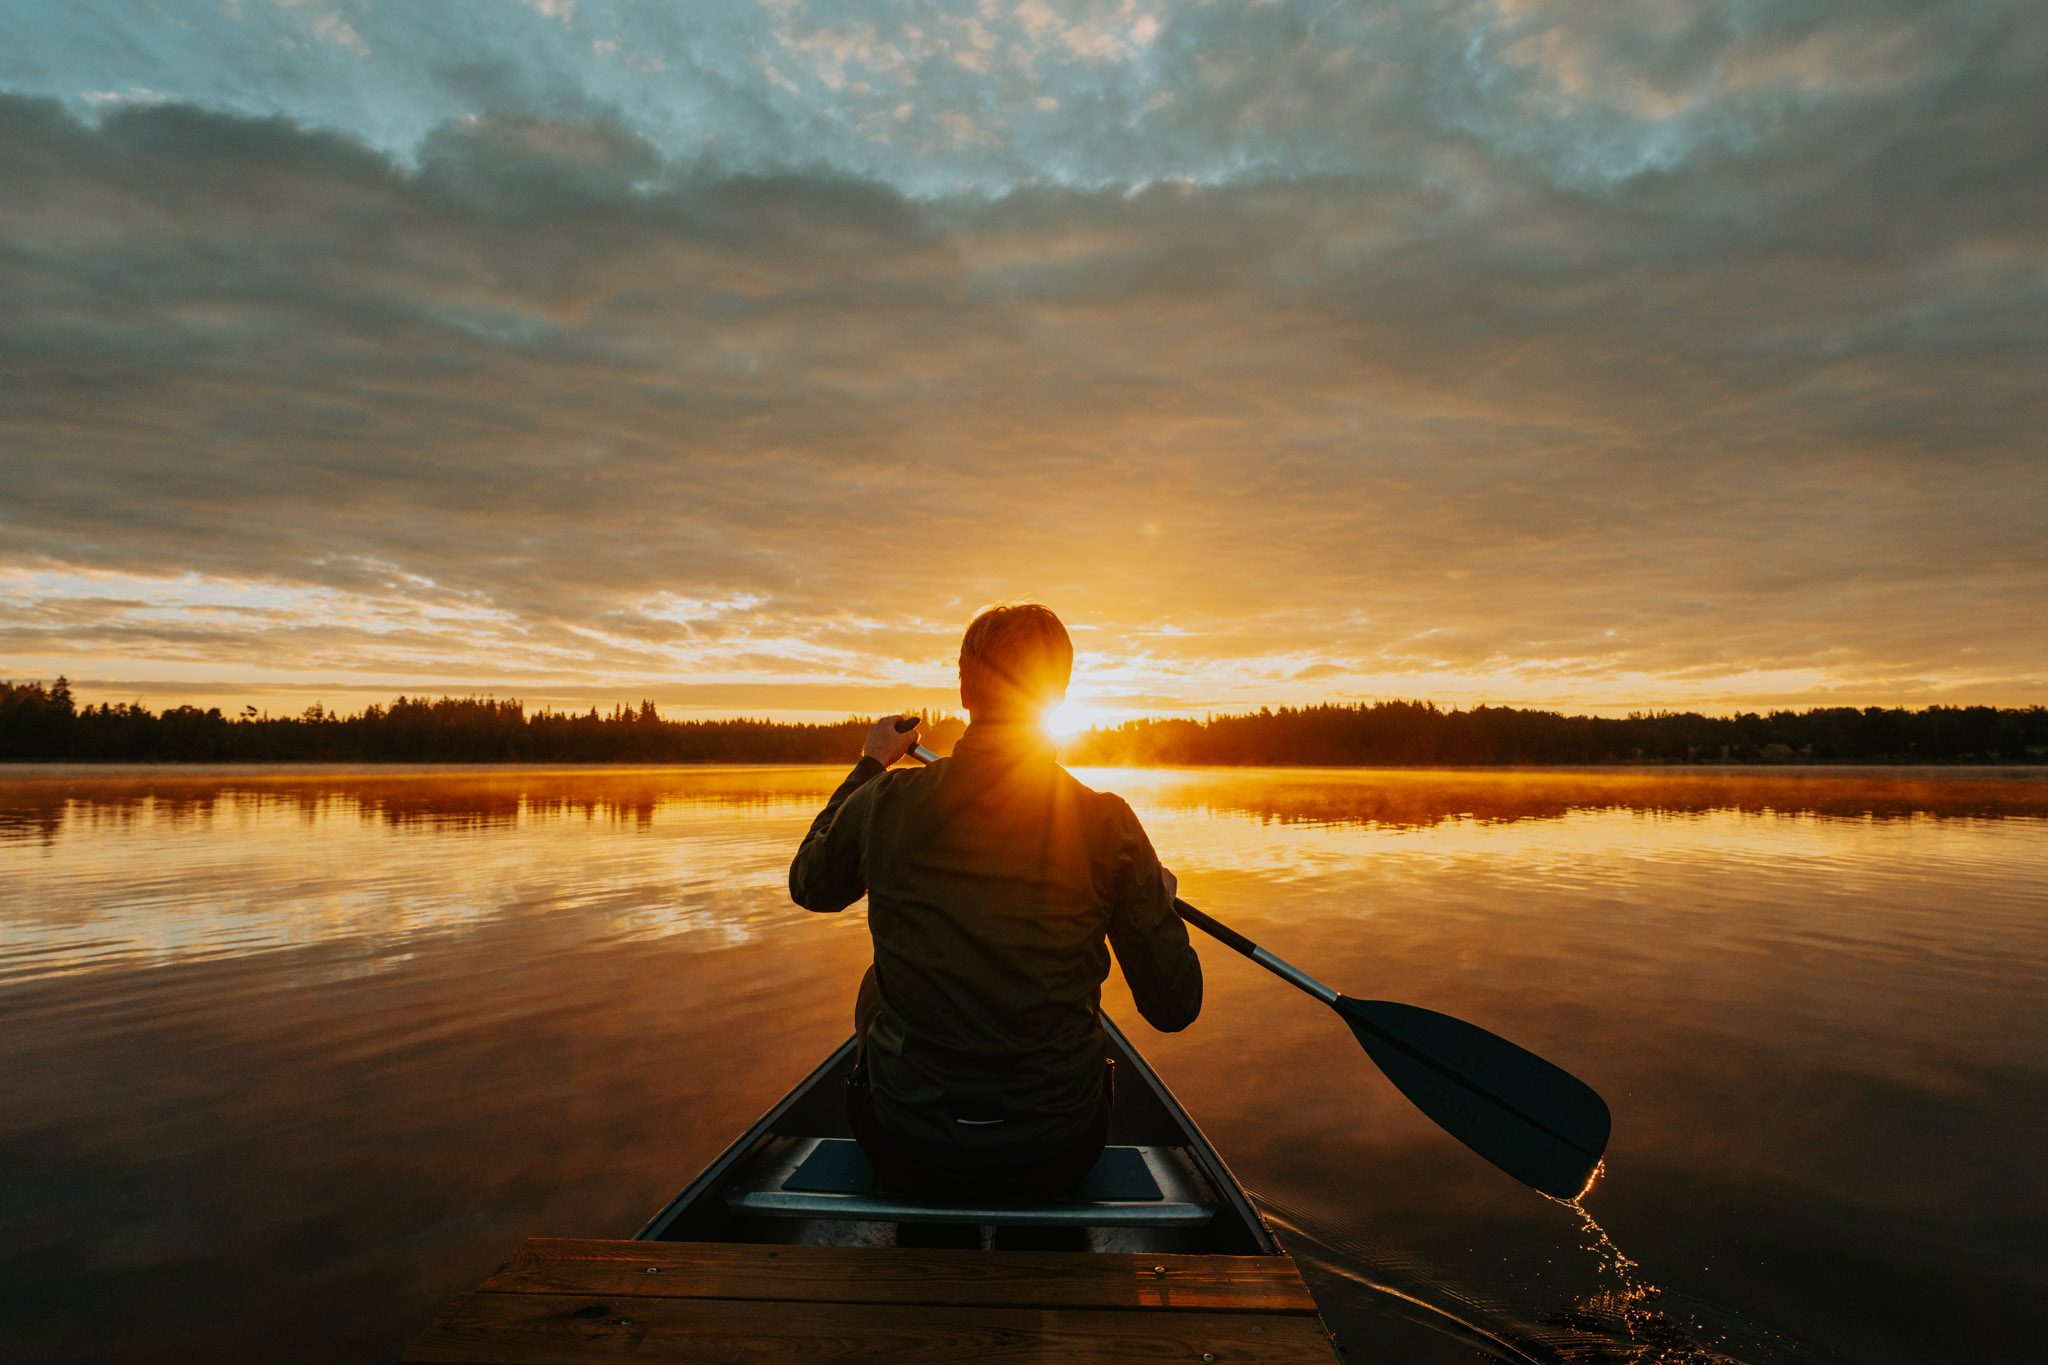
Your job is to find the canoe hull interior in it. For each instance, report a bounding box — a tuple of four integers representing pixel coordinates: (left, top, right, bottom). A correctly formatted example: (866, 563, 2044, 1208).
(638, 1016, 1278, 1257)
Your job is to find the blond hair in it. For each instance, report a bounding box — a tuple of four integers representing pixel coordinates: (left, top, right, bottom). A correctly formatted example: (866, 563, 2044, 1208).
(959, 602, 1073, 716)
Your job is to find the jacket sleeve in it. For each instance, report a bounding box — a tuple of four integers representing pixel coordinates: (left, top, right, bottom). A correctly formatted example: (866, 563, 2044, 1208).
(1103, 796, 1203, 1032)
(789, 757, 887, 913)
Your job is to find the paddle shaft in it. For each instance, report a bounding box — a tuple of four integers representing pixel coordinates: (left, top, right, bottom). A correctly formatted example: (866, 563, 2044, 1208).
(1172, 898, 1339, 1006)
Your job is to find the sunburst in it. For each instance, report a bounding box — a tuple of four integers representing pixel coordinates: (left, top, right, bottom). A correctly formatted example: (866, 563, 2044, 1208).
(1039, 698, 1096, 740)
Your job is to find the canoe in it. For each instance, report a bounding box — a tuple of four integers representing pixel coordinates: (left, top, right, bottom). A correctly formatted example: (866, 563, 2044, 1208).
(636, 1015, 1277, 1255)
(404, 1016, 1344, 1362)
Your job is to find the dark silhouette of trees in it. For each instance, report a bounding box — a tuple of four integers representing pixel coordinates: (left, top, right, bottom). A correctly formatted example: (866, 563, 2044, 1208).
(1, 681, 2041, 765)
(0, 681, 967, 764)
(1062, 700, 2048, 766)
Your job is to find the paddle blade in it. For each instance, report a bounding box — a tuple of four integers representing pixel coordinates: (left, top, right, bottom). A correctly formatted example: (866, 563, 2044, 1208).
(1339, 996, 1610, 1199)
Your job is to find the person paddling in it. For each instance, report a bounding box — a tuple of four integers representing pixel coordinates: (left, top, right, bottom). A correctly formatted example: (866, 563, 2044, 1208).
(788, 602, 1201, 1202)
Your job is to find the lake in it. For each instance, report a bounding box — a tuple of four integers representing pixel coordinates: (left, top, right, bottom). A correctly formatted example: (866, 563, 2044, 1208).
(3, 764, 2045, 1362)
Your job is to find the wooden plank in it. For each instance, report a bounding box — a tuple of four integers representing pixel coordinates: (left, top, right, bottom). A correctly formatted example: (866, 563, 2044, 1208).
(479, 1239, 1318, 1315)
(404, 1292, 1343, 1364)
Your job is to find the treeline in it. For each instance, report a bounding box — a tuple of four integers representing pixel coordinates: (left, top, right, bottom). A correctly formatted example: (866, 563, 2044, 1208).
(1062, 700, 2048, 766)
(0, 680, 966, 764)
(3, 680, 2044, 765)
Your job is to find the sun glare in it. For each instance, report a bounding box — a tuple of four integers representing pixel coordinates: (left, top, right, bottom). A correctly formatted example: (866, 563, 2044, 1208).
(1040, 699, 1093, 740)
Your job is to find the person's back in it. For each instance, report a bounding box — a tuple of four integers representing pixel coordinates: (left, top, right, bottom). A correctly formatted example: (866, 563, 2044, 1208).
(789, 603, 1201, 1200)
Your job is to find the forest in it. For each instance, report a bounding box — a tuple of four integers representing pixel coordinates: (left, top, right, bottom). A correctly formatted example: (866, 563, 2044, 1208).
(0, 680, 966, 764)
(1059, 699, 2048, 766)
(3, 679, 2043, 765)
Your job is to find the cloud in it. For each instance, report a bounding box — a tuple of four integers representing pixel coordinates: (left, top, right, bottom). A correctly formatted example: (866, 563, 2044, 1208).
(9, 1, 2039, 195)
(1, 0, 2045, 715)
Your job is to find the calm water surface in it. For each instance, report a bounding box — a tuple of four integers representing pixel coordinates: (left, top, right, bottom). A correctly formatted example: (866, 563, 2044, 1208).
(4, 764, 2046, 1362)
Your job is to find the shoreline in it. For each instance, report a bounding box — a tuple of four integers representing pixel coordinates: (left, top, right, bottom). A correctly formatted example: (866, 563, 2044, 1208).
(5, 758, 2046, 777)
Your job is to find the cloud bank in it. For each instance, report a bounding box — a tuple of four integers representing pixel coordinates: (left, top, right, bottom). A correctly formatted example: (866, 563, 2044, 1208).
(2, 1, 2043, 717)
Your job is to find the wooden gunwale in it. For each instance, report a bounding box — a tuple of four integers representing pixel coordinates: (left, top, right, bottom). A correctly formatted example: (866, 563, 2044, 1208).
(406, 1289, 1340, 1363)
(486, 1238, 1318, 1312)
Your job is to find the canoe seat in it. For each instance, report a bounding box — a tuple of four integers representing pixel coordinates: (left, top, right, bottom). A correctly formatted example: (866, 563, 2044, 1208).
(724, 1138, 1218, 1228)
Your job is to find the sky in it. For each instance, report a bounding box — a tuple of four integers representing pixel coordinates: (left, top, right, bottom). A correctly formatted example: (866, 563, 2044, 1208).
(1, 0, 2043, 724)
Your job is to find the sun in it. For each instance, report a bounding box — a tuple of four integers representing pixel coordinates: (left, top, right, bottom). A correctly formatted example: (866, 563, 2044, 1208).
(1039, 698, 1094, 740)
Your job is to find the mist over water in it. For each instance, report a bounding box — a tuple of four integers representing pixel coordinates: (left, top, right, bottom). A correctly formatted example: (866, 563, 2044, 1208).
(3, 764, 2045, 1362)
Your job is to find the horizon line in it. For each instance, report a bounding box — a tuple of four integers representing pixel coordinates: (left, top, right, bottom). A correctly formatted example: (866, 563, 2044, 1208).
(8, 679, 2044, 729)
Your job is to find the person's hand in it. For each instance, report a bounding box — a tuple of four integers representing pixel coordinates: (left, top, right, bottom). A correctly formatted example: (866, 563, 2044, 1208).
(862, 714, 921, 766)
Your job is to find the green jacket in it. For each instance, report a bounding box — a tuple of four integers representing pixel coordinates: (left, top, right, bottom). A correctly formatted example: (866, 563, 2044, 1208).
(789, 722, 1202, 1159)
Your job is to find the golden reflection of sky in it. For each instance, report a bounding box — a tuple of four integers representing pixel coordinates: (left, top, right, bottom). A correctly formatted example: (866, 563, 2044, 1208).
(0, 770, 853, 983)
(4, 765, 2044, 987)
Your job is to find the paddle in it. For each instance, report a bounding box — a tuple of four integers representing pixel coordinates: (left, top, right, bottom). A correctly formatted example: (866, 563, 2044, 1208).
(1169, 898, 1610, 1200)
(897, 721, 1610, 1199)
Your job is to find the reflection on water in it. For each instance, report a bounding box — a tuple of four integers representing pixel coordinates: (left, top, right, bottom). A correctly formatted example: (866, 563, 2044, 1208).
(1098, 764, 2048, 829)
(3, 764, 2046, 1363)
(0, 767, 852, 983)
